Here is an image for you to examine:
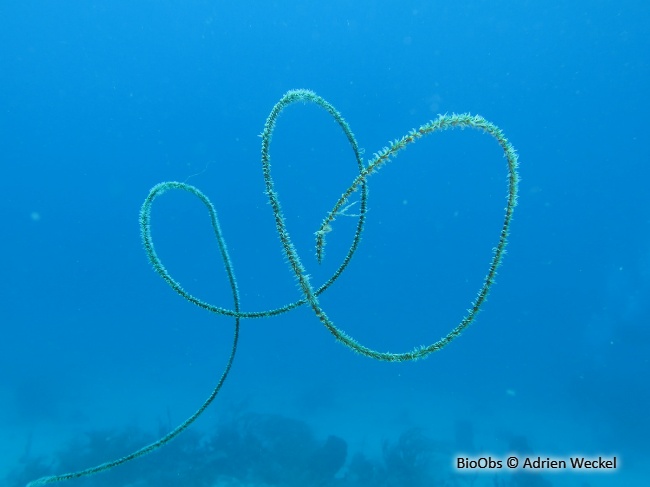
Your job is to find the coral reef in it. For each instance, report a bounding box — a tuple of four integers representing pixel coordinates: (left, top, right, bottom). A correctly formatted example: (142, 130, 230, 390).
(4, 414, 460, 487)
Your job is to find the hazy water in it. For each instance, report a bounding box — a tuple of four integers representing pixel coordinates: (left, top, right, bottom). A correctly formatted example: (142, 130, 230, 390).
(1, 2, 648, 486)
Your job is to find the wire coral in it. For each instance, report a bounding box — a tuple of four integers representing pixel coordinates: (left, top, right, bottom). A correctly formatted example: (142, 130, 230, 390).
(27, 89, 519, 486)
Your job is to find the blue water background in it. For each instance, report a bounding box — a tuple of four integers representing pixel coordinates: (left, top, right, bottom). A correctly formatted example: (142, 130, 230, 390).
(1, 1, 648, 486)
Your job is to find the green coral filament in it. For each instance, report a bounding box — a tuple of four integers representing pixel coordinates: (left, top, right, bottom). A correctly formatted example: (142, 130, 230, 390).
(27, 89, 519, 486)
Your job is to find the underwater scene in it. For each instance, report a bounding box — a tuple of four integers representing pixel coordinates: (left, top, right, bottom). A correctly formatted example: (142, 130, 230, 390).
(1, 1, 648, 486)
